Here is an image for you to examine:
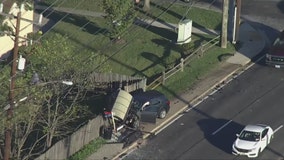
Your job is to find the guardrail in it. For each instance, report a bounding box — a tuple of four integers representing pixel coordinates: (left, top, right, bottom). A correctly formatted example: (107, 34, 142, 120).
(147, 35, 220, 89)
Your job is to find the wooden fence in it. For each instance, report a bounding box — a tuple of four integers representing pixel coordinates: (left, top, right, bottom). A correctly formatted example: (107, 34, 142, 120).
(35, 117, 104, 160)
(147, 35, 220, 89)
(34, 35, 220, 160)
(89, 72, 147, 92)
(34, 73, 146, 160)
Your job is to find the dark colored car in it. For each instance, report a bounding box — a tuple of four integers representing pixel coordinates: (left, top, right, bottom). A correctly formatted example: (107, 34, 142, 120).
(131, 90, 170, 119)
(266, 30, 284, 68)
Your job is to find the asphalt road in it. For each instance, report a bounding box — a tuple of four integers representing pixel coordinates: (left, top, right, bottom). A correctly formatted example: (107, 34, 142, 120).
(123, 59, 284, 160)
(122, 1, 284, 159)
(193, 0, 284, 33)
(241, 0, 284, 31)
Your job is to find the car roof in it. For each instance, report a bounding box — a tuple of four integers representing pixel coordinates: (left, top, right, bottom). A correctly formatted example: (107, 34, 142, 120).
(131, 90, 166, 103)
(243, 124, 268, 133)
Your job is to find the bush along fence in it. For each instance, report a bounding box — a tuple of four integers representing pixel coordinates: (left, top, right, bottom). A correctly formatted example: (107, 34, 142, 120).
(147, 35, 220, 89)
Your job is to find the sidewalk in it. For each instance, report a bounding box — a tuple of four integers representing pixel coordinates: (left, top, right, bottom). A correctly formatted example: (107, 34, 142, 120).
(35, 4, 266, 160)
(87, 21, 266, 160)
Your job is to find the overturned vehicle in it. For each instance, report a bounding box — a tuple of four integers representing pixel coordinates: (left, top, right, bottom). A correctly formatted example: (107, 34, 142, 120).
(100, 89, 170, 140)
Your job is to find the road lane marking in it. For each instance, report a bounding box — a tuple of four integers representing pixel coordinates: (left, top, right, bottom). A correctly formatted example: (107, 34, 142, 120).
(274, 125, 283, 133)
(156, 98, 207, 135)
(187, 99, 204, 111)
(212, 120, 233, 135)
(155, 114, 183, 135)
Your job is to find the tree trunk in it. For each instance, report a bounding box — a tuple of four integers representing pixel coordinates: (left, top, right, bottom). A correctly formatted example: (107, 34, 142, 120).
(143, 0, 150, 12)
(221, 0, 228, 48)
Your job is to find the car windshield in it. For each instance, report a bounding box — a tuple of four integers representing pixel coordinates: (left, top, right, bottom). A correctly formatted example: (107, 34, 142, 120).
(239, 130, 260, 142)
(273, 38, 284, 47)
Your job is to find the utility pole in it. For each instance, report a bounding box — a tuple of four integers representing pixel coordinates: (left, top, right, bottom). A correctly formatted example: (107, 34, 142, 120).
(221, 0, 229, 48)
(4, 11, 21, 160)
(235, 0, 241, 43)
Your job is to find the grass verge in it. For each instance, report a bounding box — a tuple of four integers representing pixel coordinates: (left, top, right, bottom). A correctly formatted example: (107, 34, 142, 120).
(67, 137, 106, 160)
(38, 1, 236, 159)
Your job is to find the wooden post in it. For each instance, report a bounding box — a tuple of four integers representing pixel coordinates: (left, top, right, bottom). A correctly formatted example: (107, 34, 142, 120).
(180, 58, 184, 72)
(221, 0, 229, 48)
(4, 12, 21, 160)
(200, 44, 204, 57)
(162, 71, 166, 85)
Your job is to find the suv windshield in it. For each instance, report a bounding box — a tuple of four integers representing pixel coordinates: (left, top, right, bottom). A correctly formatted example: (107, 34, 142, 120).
(239, 130, 260, 142)
(273, 38, 284, 47)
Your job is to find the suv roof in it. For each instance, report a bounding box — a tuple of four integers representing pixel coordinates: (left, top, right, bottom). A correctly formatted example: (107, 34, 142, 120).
(131, 90, 167, 102)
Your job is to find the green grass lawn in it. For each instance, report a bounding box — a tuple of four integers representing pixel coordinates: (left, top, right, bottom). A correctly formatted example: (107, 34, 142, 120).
(137, 1, 222, 30)
(39, 1, 236, 159)
(38, 0, 102, 12)
(156, 43, 235, 99)
(44, 1, 234, 98)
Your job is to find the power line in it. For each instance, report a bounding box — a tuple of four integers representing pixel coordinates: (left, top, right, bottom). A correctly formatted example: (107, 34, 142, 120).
(92, 0, 180, 71)
(0, 0, 180, 90)
(0, 0, 87, 78)
(0, 0, 69, 71)
(1, 3, 181, 156)
(53, 0, 180, 80)
(0, 0, 179, 92)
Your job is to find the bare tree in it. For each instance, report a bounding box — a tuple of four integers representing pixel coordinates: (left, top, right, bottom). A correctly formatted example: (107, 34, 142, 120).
(35, 84, 89, 148)
(0, 33, 109, 159)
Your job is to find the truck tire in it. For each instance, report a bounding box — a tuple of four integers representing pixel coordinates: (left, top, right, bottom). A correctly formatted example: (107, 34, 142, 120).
(131, 114, 140, 129)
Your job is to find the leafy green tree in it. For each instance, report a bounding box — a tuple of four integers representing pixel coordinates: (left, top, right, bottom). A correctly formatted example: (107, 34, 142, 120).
(101, 0, 136, 40)
(0, 33, 110, 159)
(19, 33, 108, 155)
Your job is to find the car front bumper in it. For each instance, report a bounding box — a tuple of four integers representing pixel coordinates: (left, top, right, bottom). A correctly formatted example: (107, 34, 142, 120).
(232, 145, 258, 158)
(265, 59, 284, 68)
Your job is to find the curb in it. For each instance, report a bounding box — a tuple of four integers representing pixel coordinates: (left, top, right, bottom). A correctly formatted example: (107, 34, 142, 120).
(112, 62, 249, 160)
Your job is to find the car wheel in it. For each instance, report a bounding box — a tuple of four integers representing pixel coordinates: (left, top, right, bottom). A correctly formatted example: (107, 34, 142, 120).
(158, 108, 167, 119)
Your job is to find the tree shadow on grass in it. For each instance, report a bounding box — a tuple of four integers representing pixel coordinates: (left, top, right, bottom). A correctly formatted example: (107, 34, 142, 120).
(139, 52, 166, 73)
(135, 1, 183, 25)
(37, 9, 108, 36)
(35, 8, 109, 55)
